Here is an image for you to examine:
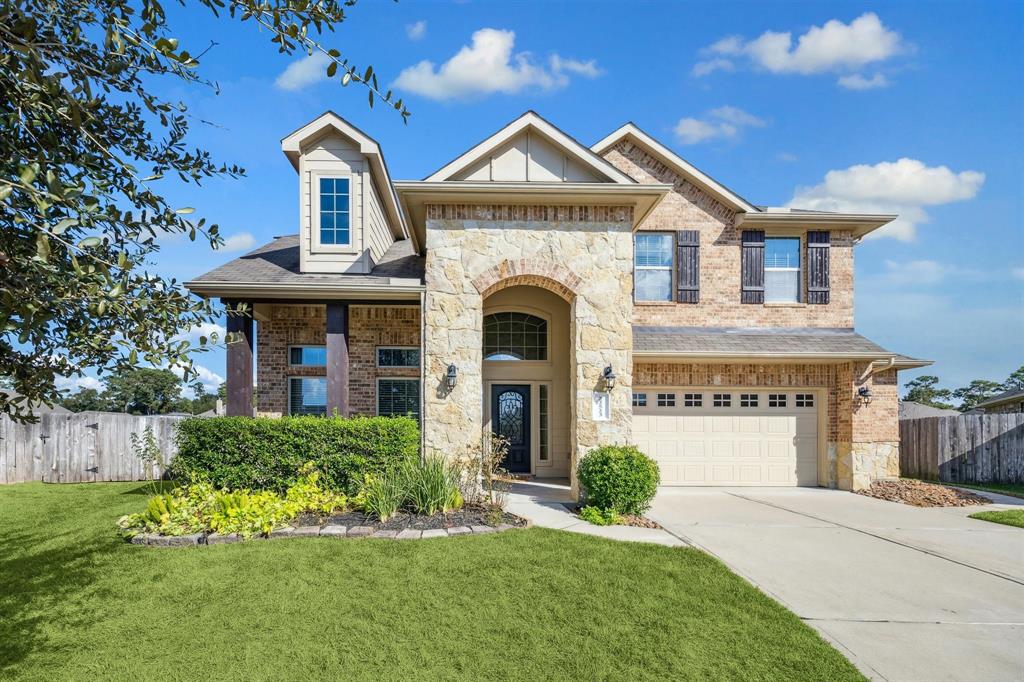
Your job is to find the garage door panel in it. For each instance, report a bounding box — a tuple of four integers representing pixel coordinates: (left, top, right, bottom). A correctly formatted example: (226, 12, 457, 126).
(633, 389, 818, 487)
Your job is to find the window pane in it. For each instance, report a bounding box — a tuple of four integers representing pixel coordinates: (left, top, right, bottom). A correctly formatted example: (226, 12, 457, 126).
(377, 348, 420, 367)
(483, 312, 547, 361)
(538, 385, 549, 461)
(635, 269, 672, 301)
(290, 378, 327, 416)
(319, 178, 334, 194)
(765, 269, 800, 302)
(378, 379, 420, 422)
(335, 178, 350, 194)
(635, 234, 673, 267)
(336, 211, 350, 229)
(321, 212, 334, 229)
(290, 346, 327, 366)
(765, 237, 800, 269)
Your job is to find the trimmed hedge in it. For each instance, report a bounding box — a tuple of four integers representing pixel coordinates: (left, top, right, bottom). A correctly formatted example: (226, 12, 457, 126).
(172, 416, 419, 495)
(577, 445, 660, 516)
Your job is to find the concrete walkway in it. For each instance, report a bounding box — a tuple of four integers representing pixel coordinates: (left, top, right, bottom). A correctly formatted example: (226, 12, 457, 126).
(648, 486, 1024, 682)
(505, 480, 685, 547)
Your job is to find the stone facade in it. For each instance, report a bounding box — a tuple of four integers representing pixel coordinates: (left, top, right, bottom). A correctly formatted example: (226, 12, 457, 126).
(601, 140, 855, 328)
(422, 203, 636, 494)
(634, 361, 899, 490)
(256, 304, 420, 417)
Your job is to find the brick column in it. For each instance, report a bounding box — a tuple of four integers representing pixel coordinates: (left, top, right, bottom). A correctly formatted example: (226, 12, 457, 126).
(326, 302, 349, 417)
(224, 300, 254, 417)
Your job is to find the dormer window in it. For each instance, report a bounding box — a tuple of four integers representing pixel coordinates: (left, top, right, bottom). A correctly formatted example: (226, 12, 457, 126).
(317, 177, 351, 246)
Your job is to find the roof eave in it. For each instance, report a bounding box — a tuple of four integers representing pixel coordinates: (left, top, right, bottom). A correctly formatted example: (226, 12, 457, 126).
(735, 212, 898, 238)
(184, 280, 425, 301)
(632, 351, 898, 362)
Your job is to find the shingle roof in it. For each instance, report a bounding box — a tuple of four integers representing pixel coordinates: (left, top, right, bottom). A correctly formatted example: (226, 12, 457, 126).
(976, 387, 1024, 410)
(188, 235, 424, 286)
(632, 326, 897, 357)
(899, 401, 960, 419)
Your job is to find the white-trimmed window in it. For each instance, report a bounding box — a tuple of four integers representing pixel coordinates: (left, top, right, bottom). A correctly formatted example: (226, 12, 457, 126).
(378, 378, 420, 422)
(657, 393, 675, 407)
(289, 377, 327, 416)
(740, 393, 758, 408)
(765, 237, 801, 303)
(632, 392, 647, 407)
(684, 393, 703, 407)
(768, 393, 787, 408)
(713, 393, 731, 407)
(539, 385, 550, 462)
(317, 176, 351, 247)
(377, 347, 420, 368)
(634, 233, 674, 302)
(796, 393, 814, 408)
(289, 346, 327, 367)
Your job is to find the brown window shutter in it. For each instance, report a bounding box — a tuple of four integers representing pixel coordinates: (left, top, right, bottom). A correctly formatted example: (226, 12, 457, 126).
(741, 230, 765, 304)
(676, 230, 700, 303)
(807, 230, 830, 304)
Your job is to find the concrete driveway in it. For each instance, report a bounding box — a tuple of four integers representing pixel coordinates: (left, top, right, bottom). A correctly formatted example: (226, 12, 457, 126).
(648, 487, 1024, 682)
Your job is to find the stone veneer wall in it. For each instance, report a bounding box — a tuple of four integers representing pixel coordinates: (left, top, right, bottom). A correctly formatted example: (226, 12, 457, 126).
(633, 361, 899, 490)
(422, 204, 635, 494)
(256, 305, 420, 417)
(601, 140, 855, 328)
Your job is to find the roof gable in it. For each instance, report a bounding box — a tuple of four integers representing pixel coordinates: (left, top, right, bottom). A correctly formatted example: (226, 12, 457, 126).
(425, 111, 635, 184)
(592, 123, 758, 213)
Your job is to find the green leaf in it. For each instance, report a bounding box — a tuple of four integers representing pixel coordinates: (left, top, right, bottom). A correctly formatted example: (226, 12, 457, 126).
(327, 61, 337, 78)
(79, 237, 101, 248)
(36, 234, 51, 261)
(53, 218, 79, 235)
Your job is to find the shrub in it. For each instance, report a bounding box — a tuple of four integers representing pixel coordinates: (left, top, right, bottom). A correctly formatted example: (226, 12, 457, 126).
(403, 456, 463, 515)
(579, 505, 621, 526)
(172, 415, 419, 494)
(577, 445, 660, 516)
(361, 472, 406, 522)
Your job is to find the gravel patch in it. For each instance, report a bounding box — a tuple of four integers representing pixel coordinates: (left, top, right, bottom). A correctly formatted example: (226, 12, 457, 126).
(856, 479, 991, 507)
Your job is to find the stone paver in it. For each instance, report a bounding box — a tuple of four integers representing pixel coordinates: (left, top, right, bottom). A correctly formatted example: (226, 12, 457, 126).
(446, 526, 471, 536)
(320, 525, 347, 537)
(396, 529, 422, 540)
(347, 525, 374, 537)
(372, 529, 399, 539)
(269, 526, 295, 539)
(470, 525, 495, 534)
(206, 532, 239, 545)
(421, 528, 447, 539)
(293, 526, 321, 537)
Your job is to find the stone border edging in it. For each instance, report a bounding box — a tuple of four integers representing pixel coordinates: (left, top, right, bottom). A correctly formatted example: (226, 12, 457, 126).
(127, 520, 531, 547)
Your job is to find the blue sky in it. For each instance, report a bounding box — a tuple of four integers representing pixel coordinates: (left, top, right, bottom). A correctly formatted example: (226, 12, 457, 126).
(64, 1, 1023, 396)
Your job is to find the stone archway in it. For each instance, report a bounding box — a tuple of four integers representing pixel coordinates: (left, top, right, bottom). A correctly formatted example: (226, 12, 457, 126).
(472, 258, 581, 303)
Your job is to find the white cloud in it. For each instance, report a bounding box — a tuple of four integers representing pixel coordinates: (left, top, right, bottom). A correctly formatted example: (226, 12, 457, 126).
(392, 28, 601, 100)
(172, 322, 226, 347)
(274, 52, 330, 91)
(220, 232, 256, 252)
(693, 13, 906, 85)
(838, 73, 891, 90)
(673, 106, 766, 144)
(406, 20, 427, 41)
(170, 363, 224, 396)
(56, 375, 103, 394)
(788, 158, 985, 240)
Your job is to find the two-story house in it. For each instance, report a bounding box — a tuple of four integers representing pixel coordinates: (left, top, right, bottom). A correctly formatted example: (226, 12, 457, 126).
(186, 111, 929, 495)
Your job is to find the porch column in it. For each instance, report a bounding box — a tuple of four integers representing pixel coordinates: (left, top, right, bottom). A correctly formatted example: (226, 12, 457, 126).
(224, 300, 254, 416)
(326, 302, 350, 417)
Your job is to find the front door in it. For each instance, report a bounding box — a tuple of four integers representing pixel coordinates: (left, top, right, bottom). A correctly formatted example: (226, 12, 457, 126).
(491, 385, 531, 473)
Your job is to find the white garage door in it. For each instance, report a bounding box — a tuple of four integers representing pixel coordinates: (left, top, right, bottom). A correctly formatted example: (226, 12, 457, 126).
(633, 389, 818, 486)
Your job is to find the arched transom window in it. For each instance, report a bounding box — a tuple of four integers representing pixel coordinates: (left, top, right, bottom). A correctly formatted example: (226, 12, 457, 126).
(483, 312, 548, 361)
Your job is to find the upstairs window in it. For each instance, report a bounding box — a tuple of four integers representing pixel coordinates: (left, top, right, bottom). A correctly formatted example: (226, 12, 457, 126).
(484, 312, 547, 361)
(634, 233, 674, 302)
(377, 347, 420, 368)
(765, 237, 801, 303)
(318, 177, 351, 246)
(289, 346, 327, 367)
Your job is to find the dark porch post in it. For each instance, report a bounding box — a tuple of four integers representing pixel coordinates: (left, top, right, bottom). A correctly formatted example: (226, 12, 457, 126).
(224, 300, 254, 416)
(326, 302, 349, 417)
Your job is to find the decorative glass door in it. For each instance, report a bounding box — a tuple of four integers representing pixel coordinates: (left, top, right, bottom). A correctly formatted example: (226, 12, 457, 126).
(491, 385, 531, 473)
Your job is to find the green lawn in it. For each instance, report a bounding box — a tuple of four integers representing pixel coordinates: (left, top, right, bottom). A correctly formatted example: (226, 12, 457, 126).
(969, 509, 1024, 528)
(0, 482, 862, 681)
(942, 481, 1024, 500)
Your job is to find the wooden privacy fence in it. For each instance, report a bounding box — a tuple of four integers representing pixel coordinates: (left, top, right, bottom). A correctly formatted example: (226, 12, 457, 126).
(0, 412, 192, 484)
(900, 413, 1024, 484)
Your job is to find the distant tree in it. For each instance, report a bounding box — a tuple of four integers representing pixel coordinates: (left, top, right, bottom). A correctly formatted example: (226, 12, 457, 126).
(60, 387, 109, 412)
(903, 375, 954, 409)
(0, 0, 407, 422)
(1003, 365, 1024, 391)
(103, 368, 183, 415)
(952, 380, 1004, 411)
(189, 391, 218, 414)
(217, 382, 226, 401)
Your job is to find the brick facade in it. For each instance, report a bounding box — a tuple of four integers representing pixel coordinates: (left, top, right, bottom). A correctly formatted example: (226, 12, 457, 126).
(601, 140, 855, 328)
(256, 305, 420, 417)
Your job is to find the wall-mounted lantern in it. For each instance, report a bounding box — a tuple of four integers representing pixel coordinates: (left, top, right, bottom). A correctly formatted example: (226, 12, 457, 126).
(857, 386, 873, 405)
(602, 365, 617, 392)
(445, 364, 458, 391)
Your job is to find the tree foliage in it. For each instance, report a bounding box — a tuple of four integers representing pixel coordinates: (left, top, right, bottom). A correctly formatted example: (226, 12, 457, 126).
(903, 365, 1023, 412)
(952, 379, 1004, 412)
(60, 387, 110, 412)
(103, 367, 183, 414)
(0, 0, 406, 422)
(902, 375, 954, 409)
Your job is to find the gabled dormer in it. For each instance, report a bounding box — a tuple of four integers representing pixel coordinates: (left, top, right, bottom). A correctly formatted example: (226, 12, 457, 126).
(281, 112, 410, 274)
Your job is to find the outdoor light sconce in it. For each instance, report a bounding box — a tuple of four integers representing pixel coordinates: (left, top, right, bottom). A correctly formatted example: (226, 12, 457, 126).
(602, 365, 617, 392)
(857, 386, 873, 405)
(445, 364, 458, 391)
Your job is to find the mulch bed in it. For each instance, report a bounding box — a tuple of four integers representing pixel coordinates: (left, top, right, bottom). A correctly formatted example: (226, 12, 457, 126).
(295, 506, 529, 531)
(563, 504, 662, 529)
(856, 479, 991, 507)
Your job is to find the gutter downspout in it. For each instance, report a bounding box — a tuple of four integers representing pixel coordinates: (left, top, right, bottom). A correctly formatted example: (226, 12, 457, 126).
(858, 356, 895, 383)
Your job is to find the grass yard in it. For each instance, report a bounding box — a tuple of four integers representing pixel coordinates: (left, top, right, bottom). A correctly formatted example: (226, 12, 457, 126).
(969, 509, 1024, 528)
(1, 482, 862, 681)
(942, 481, 1024, 500)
